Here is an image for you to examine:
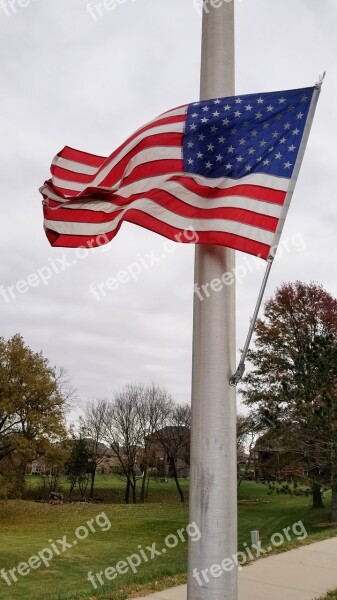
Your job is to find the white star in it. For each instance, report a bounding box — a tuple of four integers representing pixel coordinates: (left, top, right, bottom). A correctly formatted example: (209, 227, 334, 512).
(214, 99, 221, 104)
(230, 127, 237, 135)
(211, 125, 218, 133)
(192, 102, 200, 106)
(248, 148, 256, 155)
(201, 117, 209, 123)
(263, 159, 270, 166)
(263, 123, 270, 129)
(272, 131, 279, 139)
(268, 146, 274, 152)
(191, 113, 199, 118)
(213, 111, 220, 117)
(239, 138, 246, 145)
(260, 140, 267, 147)
(188, 158, 194, 165)
(198, 133, 205, 141)
(275, 152, 282, 159)
(218, 136, 225, 143)
(203, 106, 210, 112)
(256, 112, 263, 119)
(292, 128, 300, 136)
(236, 98, 243, 104)
(224, 104, 231, 111)
(187, 141, 194, 148)
(297, 112, 304, 120)
(256, 156, 263, 162)
(266, 104, 274, 112)
(245, 104, 252, 111)
(190, 123, 197, 131)
(225, 163, 233, 169)
(284, 161, 292, 169)
(234, 110, 242, 117)
(257, 97, 264, 104)
(288, 144, 296, 152)
(196, 152, 204, 159)
(279, 97, 286, 104)
(205, 161, 212, 169)
(284, 122, 291, 130)
(279, 137, 286, 144)
(216, 154, 223, 162)
(222, 118, 230, 126)
(245, 165, 252, 172)
(251, 130, 258, 137)
(301, 94, 309, 102)
(227, 145, 234, 153)
(236, 155, 244, 163)
(207, 143, 215, 151)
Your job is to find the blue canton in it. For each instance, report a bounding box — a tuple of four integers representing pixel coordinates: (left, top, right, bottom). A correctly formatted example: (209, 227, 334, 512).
(183, 87, 314, 179)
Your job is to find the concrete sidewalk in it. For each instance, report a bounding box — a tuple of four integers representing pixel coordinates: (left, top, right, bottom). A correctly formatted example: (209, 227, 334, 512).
(132, 537, 337, 600)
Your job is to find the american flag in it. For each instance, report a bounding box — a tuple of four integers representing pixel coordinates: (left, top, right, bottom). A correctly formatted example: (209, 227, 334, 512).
(41, 86, 318, 260)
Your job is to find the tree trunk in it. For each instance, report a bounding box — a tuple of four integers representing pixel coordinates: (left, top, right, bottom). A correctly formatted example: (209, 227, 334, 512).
(90, 468, 96, 499)
(312, 483, 324, 509)
(170, 457, 184, 503)
(125, 477, 131, 504)
(140, 469, 147, 503)
(132, 477, 137, 504)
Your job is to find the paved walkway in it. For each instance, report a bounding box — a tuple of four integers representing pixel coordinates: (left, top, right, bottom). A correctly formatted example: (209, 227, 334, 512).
(132, 537, 337, 600)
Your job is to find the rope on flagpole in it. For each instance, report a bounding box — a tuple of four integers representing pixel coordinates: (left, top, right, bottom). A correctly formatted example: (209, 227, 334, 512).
(229, 257, 274, 387)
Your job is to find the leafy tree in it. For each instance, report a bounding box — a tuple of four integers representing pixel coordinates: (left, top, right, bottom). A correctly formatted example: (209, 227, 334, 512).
(0, 334, 70, 486)
(242, 281, 337, 517)
(65, 437, 90, 498)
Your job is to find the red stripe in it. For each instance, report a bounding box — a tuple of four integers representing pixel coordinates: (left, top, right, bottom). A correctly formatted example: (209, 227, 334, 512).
(99, 133, 184, 187)
(121, 160, 184, 187)
(43, 190, 278, 232)
(52, 133, 183, 190)
(45, 211, 270, 260)
(58, 146, 107, 168)
(174, 176, 287, 205)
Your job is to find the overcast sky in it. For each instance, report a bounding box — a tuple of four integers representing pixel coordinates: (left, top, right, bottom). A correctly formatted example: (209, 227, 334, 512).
(1, 0, 336, 415)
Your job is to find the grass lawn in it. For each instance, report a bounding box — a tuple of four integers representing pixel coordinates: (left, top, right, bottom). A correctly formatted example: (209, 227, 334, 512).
(0, 478, 337, 600)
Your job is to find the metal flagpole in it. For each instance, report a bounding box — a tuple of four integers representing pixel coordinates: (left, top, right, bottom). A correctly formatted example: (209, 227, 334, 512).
(230, 258, 274, 387)
(187, 2, 237, 600)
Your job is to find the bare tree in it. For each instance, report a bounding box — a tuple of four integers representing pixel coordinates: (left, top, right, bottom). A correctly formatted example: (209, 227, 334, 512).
(80, 399, 109, 499)
(153, 403, 191, 503)
(103, 385, 144, 504)
(137, 383, 173, 502)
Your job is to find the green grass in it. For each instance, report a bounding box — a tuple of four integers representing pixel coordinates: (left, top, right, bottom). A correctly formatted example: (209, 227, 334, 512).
(0, 478, 336, 600)
(317, 593, 337, 600)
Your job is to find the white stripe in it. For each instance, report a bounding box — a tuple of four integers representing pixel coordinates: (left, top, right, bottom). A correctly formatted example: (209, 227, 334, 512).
(118, 172, 290, 198)
(51, 146, 183, 193)
(41, 171, 289, 205)
(59, 184, 282, 220)
(45, 198, 274, 246)
(53, 157, 99, 176)
(52, 121, 185, 193)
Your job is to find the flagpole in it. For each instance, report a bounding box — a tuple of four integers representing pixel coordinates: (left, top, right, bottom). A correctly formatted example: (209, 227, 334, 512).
(187, 2, 237, 600)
